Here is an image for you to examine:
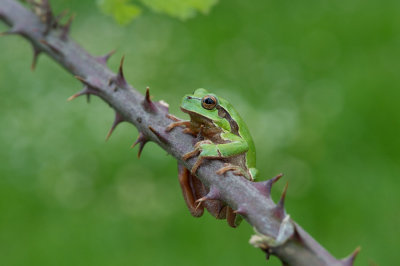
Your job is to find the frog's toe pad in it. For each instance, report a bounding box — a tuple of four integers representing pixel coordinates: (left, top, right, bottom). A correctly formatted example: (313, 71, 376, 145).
(216, 164, 246, 177)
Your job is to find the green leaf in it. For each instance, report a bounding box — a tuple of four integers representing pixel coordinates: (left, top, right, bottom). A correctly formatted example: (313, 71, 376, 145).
(97, 0, 142, 25)
(139, 0, 219, 20)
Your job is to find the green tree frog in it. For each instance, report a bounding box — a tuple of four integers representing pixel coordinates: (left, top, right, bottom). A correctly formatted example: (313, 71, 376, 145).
(167, 88, 258, 227)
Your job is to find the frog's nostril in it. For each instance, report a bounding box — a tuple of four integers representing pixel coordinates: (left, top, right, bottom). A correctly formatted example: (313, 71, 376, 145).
(187, 96, 192, 99)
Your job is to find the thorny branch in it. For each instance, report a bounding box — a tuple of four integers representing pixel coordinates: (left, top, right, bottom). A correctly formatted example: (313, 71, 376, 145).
(0, 0, 359, 265)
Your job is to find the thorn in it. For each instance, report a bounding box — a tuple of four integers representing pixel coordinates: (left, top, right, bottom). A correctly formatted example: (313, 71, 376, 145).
(277, 182, 288, 209)
(342, 247, 361, 266)
(274, 182, 288, 219)
(96, 49, 116, 65)
(106, 112, 125, 141)
(67, 86, 97, 102)
(253, 173, 284, 197)
(148, 126, 168, 144)
(195, 186, 221, 207)
(74, 76, 102, 92)
(142, 87, 158, 113)
(41, 0, 53, 15)
(130, 132, 149, 158)
(67, 91, 84, 101)
(60, 14, 75, 41)
(233, 206, 247, 216)
(31, 46, 41, 71)
(116, 55, 127, 87)
(74, 75, 90, 86)
(36, 0, 56, 35)
(145, 86, 151, 103)
(54, 9, 68, 25)
(39, 39, 62, 55)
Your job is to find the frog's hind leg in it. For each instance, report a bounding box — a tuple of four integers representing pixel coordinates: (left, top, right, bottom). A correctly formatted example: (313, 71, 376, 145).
(195, 187, 227, 220)
(216, 163, 252, 181)
(178, 163, 204, 217)
(226, 206, 238, 228)
(179, 164, 227, 219)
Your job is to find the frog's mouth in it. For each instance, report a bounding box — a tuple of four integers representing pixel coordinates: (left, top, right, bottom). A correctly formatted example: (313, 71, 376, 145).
(180, 107, 215, 126)
(180, 106, 193, 114)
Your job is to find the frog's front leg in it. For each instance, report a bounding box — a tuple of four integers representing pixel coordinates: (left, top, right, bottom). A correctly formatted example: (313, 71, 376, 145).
(183, 132, 249, 175)
(182, 140, 217, 174)
(166, 114, 198, 136)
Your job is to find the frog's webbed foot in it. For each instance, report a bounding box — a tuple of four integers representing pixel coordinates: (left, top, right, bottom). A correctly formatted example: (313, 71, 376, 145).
(166, 114, 197, 135)
(182, 140, 213, 175)
(216, 163, 253, 181)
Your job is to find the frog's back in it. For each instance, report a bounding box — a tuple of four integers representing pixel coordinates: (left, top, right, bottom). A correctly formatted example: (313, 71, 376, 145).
(218, 97, 256, 170)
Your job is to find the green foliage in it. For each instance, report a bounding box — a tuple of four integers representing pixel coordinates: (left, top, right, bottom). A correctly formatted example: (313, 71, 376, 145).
(139, 0, 219, 20)
(97, 0, 141, 25)
(97, 0, 218, 24)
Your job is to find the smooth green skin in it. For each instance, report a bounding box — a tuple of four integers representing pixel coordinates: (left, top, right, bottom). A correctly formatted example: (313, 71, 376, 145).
(181, 88, 258, 180)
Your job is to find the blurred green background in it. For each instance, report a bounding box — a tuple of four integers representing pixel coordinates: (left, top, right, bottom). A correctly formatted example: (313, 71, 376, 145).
(1, 0, 399, 265)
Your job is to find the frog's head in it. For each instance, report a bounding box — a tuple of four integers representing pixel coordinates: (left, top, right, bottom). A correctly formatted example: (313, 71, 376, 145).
(181, 88, 230, 130)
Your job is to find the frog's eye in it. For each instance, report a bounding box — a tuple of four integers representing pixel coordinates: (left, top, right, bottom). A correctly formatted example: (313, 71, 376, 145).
(201, 95, 217, 110)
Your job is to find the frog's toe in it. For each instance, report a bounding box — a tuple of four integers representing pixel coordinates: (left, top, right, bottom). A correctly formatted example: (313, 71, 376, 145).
(182, 149, 200, 160)
(216, 164, 243, 176)
(194, 139, 213, 149)
(166, 121, 191, 132)
(194, 195, 207, 210)
(166, 114, 181, 122)
(182, 128, 197, 136)
(190, 156, 205, 175)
